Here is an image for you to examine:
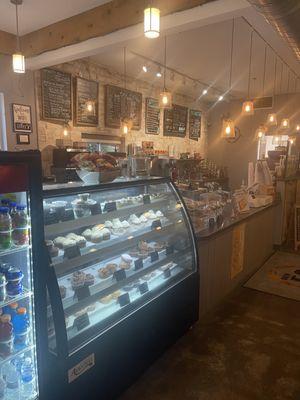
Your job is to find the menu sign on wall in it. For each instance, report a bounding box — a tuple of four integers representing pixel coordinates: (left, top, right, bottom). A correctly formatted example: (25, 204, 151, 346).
(189, 109, 201, 141)
(105, 85, 142, 130)
(41, 68, 72, 122)
(74, 77, 99, 127)
(163, 104, 188, 137)
(145, 97, 160, 135)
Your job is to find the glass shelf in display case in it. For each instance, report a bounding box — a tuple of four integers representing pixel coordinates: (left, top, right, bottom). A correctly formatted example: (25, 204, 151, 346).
(43, 177, 197, 356)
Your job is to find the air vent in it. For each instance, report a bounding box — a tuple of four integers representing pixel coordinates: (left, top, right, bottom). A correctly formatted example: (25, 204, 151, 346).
(253, 96, 273, 109)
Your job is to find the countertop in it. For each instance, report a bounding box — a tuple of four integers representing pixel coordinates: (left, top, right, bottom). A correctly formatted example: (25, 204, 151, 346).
(194, 201, 279, 240)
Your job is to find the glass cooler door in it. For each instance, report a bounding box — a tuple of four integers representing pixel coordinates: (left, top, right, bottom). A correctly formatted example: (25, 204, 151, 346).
(0, 164, 38, 400)
(44, 179, 196, 356)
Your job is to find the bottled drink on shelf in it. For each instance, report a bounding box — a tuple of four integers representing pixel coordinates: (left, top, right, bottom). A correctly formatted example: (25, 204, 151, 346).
(0, 274, 6, 302)
(5, 363, 19, 400)
(9, 202, 18, 221)
(12, 205, 29, 247)
(13, 307, 30, 350)
(20, 357, 36, 400)
(0, 314, 13, 357)
(6, 267, 24, 297)
(3, 303, 18, 319)
(0, 207, 12, 250)
(0, 263, 11, 276)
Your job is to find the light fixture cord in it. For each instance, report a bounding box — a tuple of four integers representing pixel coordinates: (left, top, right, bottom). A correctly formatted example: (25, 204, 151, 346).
(123, 46, 127, 90)
(15, 3, 20, 52)
(273, 55, 277, 97)
(287, 69, 290, 93)
(247, 29, 254, 99)
(280, 62, 283, 94)
(228, 18, 235, 91)
(262, 45, 267, 96)
(164, 35, 167, 90)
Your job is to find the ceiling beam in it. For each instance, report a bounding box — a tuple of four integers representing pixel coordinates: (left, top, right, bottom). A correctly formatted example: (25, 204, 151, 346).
(0, 30, 16, 55)
(21, 0, 215, 57)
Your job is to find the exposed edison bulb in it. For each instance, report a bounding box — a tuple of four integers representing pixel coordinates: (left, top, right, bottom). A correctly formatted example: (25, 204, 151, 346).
(242, 100, 254, 115)
(142, 65, 148, 73)
(12, 53, 25, 74)
(281, 118, 290, 129)
(86, 101, 94, 113)
(218, 95, 224, 101)
(123, 124, 129, 134)
(222, 119, 235, 138)
(202, 89, 208, 95)
(258, 130, 263, 138)
(144, 7, 160, 39)
(162, 95, 168, 105)
(225, 125, 231, 135)
(159, 91, 172, 109)
(270, 115, 274, 122)
(245, 104, 251, 112)
(290, 138, 294, 144)
(63, 127, 69, 137)
(296, 124, 300, 131)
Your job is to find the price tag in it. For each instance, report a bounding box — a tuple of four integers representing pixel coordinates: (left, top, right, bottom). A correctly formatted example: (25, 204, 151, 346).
(64, 245, 81, 260)
(134, 258, 143, 271)
(143, 194, 151, 205)
(104, 201, 117, 213)
(166, 245, 174, 255)
(139, 282, 149, 295)
(73, 313, 90, 332)
(151, 220, 162, 230)
(150, 251, 159, 262)
(163, 268, 171, 279)
(118, 293, 130, 307)
(114, 269, 126, 282)
(90, 203, 102, 215)
(75, 285, 91, 301)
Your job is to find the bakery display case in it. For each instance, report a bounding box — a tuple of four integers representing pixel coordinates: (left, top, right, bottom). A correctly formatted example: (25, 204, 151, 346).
(43, 177, 198, 399)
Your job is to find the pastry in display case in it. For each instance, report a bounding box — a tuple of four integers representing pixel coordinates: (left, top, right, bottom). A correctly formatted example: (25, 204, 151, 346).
(43, 177, 199, 399)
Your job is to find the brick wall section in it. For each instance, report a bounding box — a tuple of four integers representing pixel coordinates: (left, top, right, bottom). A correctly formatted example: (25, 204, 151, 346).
(35, 58, 208, 175)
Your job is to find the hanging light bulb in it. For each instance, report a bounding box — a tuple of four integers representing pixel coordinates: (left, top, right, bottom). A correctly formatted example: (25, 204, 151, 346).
(144, 6, 160, 39)
(202, 89, 208, 95)
(218, 95, 224, 102)
(280, 118, 290, 129)
(159, 36, 172, 110)
(296, 124, 300, 132)
(242, 100, 254, 115)
(86, 100, 96, 115)
(120, 117, 133, 135)
(289, 136, 295, 145)
(221, 119, 235, 138)
(255, 125, 266, 140)
(63, 121, 70, 137)
(142, 65, 148, 73)
(267, 113, 277, 126)
(11, 0, 25, 74)
(156, 68, 162, 78)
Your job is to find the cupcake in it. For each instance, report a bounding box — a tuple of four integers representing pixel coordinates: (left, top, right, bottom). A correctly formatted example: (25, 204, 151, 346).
(85, 273, 95, 286)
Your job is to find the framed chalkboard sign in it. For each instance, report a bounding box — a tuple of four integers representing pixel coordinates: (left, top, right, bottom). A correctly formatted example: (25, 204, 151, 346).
(189, 109, 201, 141)
(105, 84, 142, 130)
(74, 77, 99, 127)
(145, 97, 160, 135)
(163, 104, 188, 137)
(41, 68, 72, 122)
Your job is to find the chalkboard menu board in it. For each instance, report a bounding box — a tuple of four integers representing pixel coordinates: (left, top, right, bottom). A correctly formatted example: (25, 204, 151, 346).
(105, 85, 142, 130)
(145, 97, 160, 135)
(74, 77, 99, 127)
(189, 109, 201, 141)
(163, 104, 188, 137)
(41, 68, 72, 122)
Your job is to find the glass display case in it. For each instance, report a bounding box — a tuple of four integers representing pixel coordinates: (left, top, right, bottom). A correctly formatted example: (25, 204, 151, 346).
(43, 178, 197, 356)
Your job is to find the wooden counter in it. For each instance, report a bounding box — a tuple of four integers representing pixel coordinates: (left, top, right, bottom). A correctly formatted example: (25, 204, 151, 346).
(194, 202, 279, 317)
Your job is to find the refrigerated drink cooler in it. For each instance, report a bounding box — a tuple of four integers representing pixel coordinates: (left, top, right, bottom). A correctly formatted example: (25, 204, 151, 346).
(43, 177, 199, 399)
(0, 151, 47, 400)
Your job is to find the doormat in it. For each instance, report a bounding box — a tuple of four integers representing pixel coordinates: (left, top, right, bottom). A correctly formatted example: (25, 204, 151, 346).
(244, 251, 300, 302)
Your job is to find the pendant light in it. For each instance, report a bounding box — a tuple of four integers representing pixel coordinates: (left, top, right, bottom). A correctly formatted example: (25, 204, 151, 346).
(86, 100, 96, 115)
(267, 55, 278, 126)
(221, 19, 236, 139)
(255, 125, 266, 140)
(280, 118, 290, 130)
(289, 136, 295, 145)
(144, 2, 160, 39)
(296, 124, 300, 132)
(11, 0, 25, 74)
(120, 47, 133, 135)
(242, 29, 254, 115)
(63, 121, 70, 137)
(159, 36, 172, 109)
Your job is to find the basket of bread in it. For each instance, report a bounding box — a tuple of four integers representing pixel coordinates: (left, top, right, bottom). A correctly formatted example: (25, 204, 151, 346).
(71, 152, 121, 184)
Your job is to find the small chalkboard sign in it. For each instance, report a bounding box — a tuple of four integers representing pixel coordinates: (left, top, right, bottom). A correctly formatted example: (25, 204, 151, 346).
(114, 269, 127, 282)
(151, 220, 162, 230)
(75, 285, 91, 301)
(139, 282, 149, 295)
(163, 104, 188, 137)
(189, 109, 201, 141)
(150, 251, 159, 262)
(105, 85, 142, 130)
(103, 201, 117, 213)
(73, 313, 90, 332)
(166, 244, 174, 255)
(41, 68, 72, 122)
(74, 77, 99, 127)
(118, 293, 130, 307)
(145, 97, 160, 135)
(64, 245, 81, 260)
(143, 194, 151, 205)
(134, 258, 143, 271)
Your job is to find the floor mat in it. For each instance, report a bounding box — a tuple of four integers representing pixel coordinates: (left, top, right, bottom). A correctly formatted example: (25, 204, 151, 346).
(244, 251, 300, 301)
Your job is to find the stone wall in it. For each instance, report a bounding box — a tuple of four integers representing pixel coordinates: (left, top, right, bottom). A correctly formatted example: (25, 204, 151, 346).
(35, 58, 208, 175)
